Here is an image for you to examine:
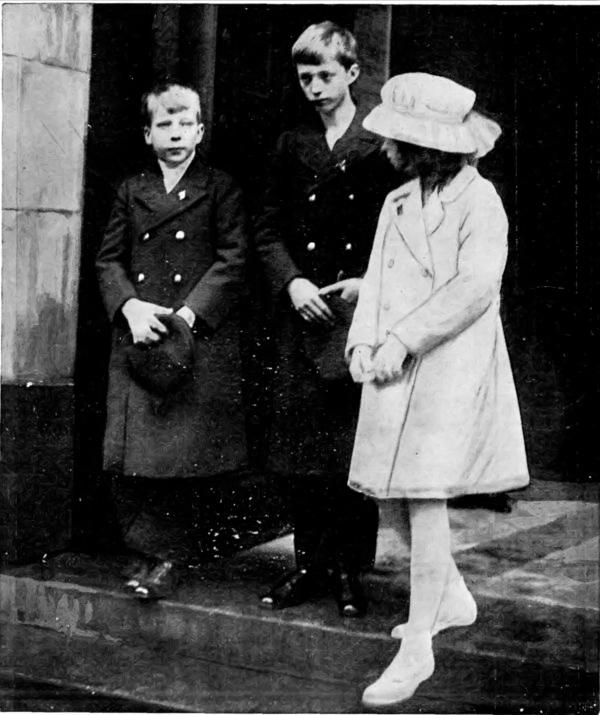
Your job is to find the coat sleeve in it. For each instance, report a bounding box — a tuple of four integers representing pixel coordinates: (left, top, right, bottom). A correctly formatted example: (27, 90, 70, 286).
(182, 175, 248, 331)
(345, 201, 389, 355)
(390, 181, 508, 356)
(253, 132, 303, 298)
(96, 181, 138, 322)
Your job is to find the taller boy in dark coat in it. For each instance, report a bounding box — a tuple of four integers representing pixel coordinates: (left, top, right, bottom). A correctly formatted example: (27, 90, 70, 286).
(254, 22, 398, 616)
(96, 82, 248, 599)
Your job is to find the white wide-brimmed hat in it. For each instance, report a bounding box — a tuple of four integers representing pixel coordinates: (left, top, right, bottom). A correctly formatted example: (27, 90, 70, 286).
(363, 73, 501, 157)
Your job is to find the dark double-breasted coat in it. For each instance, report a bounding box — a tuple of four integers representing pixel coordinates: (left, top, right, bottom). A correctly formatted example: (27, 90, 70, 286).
(255, 107, 398, 476)
(96, 156, 248, 479)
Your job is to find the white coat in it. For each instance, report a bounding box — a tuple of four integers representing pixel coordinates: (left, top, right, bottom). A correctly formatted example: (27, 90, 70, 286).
(346, 166, 529, 499)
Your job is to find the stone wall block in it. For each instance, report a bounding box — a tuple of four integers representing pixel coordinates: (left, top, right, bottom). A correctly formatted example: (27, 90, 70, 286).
(2, 55, 19, 209)
(16, 61, 90, 212)
(3, 4, 92, 72)
(6, 210, 82, 381)
(1, 211, 18, 382)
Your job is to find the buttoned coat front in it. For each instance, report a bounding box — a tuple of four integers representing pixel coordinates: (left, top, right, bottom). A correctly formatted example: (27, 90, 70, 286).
(254, 108, 398, 475)
(346, 166, 529, 499)
(96, 157, 248, 479)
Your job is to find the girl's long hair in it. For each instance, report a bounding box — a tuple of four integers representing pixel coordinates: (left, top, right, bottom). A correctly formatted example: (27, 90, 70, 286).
(394, 141, 478, 193)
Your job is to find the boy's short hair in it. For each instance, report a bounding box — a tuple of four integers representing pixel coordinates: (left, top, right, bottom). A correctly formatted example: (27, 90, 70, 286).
(141, 82, 202, 127)
(291, 21, 358, 70)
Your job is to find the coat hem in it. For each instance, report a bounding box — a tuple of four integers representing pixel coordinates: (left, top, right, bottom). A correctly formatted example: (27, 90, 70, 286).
(348, 474, 530, 500)
(105, 459, 249, 480)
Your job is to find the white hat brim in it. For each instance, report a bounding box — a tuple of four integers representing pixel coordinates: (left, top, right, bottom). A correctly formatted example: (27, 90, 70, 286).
(363, 105, 501, 158)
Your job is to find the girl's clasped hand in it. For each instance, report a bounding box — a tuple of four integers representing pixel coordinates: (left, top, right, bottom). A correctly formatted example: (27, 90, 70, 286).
(349, 337, 408, 384)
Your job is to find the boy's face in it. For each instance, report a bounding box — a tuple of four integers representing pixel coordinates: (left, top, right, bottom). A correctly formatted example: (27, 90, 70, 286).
(296, 51, 359, 115)
(144, 90, 204, 168)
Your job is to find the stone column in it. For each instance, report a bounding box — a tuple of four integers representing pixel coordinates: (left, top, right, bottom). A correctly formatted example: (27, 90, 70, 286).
(353, 6, 392, 108)
(1, 4, 93, 562)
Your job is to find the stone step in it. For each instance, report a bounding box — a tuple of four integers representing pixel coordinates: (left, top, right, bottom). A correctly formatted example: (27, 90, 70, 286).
(0, 667, 175, 712)
(0, 620, 595, 714)
(1, 495, 598, 712)
(0, 622, 363, 713)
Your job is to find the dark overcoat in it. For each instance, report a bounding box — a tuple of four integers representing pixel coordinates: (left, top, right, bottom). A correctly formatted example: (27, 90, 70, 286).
(254, 107, 398, 476)
(96, 156, 248, 479)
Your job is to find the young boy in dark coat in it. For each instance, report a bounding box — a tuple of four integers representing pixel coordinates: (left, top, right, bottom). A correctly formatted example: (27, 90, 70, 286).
(96, 82, 248, 599)
(254, 22, 398, 617)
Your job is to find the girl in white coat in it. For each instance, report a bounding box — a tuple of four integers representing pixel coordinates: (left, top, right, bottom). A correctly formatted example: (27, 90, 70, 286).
(345, 73, 529, 706)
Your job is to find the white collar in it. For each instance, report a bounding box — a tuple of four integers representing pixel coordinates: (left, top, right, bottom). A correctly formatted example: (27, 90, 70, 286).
(158, 151, 196, 193)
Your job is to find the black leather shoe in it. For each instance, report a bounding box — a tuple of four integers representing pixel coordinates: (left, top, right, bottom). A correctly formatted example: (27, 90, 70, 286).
(330, 569, 367, 618)
(134, 560, 180, 601)
(123, 558, 152, 593)
(259, 568, 324, 610)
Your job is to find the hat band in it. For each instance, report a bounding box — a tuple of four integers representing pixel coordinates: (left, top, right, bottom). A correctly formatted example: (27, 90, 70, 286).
(384, 102, 467, 126)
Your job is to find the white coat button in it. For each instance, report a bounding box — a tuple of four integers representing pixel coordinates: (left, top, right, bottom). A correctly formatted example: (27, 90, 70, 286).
(388, 258, 395, 268)
(345, 242, 353, 251)
(383, 301, 391, 311)
(422, 267, 431, 277)
(308, 193, 316, 202)
(348, 193, 355, 200)
(175, 230, 185, 240)
(141, 232, 150, 242)
(173, 273, 182, 284)
(306, 242, 316, 252)
(136, 273, 145, 283)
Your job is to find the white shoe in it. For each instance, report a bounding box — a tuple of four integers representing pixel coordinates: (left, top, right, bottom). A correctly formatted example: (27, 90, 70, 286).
(362, 634, 434, 707)
(391, 576, 477, 639)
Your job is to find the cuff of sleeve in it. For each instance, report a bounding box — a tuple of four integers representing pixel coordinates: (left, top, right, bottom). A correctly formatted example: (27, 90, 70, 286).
(345, 335, 375, 360)
(113, 293, 138, 325)
(387, 322, 418, 355)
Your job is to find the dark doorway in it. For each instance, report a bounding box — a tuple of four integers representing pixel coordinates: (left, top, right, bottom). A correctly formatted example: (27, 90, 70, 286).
(74, 4, 156, 549)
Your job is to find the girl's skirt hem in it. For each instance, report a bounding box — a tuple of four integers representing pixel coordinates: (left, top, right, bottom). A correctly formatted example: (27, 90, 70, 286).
(348, 474, 530, 501)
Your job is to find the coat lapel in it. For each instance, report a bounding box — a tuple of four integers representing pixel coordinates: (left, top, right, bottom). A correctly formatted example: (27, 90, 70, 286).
(388, 180, 433, 275)
(295, 122, 331, 174)
(423, 165, 478, 235)
(422, 192, 445, 236)
(133, 157, 211, 238)
(295, 105, 380, 175)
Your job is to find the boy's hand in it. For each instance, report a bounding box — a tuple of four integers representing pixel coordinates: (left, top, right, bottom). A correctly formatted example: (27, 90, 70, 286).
(287, 277, 334, 324)
(319, 277, 362, 304)
(121, 298, 173, 344)
(349, 344, 374, 383)
(372, 335, 408, 384)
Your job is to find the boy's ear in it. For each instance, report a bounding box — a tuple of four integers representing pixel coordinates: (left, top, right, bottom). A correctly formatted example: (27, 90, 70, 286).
(143, 126, 152, 145)
(347, 63, 360, 86)
(195, 123, 205, 145)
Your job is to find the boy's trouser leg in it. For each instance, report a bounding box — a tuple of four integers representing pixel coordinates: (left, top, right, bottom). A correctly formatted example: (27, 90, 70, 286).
(110, 475, 199, 564)
(323, 473, 379, 573)
(290, 473, 328, 572)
